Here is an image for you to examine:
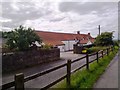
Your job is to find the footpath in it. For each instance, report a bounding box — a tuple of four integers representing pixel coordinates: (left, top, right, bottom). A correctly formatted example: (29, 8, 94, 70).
(93, 52, 119, 88)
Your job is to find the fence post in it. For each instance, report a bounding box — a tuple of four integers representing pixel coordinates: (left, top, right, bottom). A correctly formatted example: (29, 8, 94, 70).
(15, 73, 24, 90)
(96, 52, 99, 63)
(102, 50, 103, 58)
(86, 53, 89, 70)
(66, 59, 71, 87)
(107, 48, 109, 56)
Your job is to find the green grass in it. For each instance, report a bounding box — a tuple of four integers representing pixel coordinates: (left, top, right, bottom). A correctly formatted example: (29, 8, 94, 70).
(54, 47, 118, 89)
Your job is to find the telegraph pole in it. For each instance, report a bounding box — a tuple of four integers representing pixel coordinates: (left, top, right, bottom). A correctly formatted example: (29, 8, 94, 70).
(98, 25, 100, 35)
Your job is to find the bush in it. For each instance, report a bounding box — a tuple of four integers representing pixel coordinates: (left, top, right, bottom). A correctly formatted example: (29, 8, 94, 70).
(86, 46, 107, 53)
(113, 40, 119, 46)
(41, 44, 53, 50)
(114, 46, 119, 50)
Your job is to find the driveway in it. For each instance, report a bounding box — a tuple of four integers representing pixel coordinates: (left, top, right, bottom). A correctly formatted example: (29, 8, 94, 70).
(60, 51, 86, 60)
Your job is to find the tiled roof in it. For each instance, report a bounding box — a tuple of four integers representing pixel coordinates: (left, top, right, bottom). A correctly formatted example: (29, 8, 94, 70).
(80, 38, 95, 44)
(44, 41, 65, 46)
(35, 31, 95, 46)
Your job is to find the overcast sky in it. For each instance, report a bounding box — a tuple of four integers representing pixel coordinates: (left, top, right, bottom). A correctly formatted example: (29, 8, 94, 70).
(1, 0, 119, 39)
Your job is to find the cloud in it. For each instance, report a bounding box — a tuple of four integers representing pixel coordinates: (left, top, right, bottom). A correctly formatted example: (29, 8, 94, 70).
(0, 17, 12, 22)
(2, 1, 53, 29)
(58, 2, 118, 38)
(49, 17, 66, 22)
(1, 1, 118, 39)
(59, 2, 117, 15)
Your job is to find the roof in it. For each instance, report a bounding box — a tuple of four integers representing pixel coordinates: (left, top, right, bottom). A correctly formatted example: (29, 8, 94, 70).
(35, 31, 95, 46)
(80, 38, 95, 44)
(44, 41, 65, 46)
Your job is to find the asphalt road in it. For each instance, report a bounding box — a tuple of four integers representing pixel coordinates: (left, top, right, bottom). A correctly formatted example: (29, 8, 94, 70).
(2, 51, 100, 88)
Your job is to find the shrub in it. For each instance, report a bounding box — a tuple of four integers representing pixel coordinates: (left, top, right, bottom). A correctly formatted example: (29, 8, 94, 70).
(42, 44, 53, 50)
(113, 40, 119, 46)
(86, 46, 107, 53)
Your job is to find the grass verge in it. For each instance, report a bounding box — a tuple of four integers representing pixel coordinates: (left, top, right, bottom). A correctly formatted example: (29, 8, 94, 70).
(54, 47, 118, 89)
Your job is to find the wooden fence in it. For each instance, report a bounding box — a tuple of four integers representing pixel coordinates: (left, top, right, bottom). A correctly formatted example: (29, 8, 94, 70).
(1, 46, 114, 90)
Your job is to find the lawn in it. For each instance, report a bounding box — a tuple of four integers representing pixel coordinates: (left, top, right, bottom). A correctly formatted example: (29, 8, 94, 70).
(54, 46, 118, 89)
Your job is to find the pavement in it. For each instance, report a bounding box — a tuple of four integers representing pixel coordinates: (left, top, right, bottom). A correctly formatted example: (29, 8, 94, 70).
(93, 52, 118, 88)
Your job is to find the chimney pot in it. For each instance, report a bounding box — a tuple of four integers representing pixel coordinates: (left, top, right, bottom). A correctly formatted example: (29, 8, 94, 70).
(77, 31, 80, 34)
(88, 33, 90, 35)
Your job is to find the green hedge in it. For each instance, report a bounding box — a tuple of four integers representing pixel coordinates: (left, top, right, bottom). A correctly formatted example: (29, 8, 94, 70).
(86, 46, 108, 53)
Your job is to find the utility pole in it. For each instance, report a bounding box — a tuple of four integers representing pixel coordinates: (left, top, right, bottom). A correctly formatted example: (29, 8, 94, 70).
(98, 25, 100, 35)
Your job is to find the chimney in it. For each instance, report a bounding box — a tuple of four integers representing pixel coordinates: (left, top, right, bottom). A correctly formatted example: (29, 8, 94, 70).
(88, 33, 90, 36)
(77, 31, 80, 34)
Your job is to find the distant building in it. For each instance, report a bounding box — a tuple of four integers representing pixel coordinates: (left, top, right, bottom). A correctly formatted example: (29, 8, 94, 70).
(36, 31, 95, 52)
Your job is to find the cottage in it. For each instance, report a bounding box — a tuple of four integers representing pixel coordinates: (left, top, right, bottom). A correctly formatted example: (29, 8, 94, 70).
(36, 31, 95, 52)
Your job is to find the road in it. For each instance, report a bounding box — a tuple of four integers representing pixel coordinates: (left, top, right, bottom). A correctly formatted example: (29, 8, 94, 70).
(2, 51, 99, 88)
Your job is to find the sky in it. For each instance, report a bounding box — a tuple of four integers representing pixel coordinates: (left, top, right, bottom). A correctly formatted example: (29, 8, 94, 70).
(0, 0, 119, 39)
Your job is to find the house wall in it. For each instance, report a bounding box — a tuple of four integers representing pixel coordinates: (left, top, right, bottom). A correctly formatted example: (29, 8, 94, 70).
(86, 40, 92, 45)
(57, 45, 65, 52)
(62, 40, 77, 51)
(62, 41, 69, 51)
(69, 40, 77, 50)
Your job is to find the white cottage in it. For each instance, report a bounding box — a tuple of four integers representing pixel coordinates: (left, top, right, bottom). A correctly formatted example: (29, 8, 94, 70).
(36, 31, 95, 52)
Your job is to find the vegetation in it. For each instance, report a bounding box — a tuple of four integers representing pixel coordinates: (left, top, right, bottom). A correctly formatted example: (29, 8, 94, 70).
(2, 25, 42, 51)
(85, 31, 116, 54)
(54, 46, 118, 89)
(113, 40, 119, 46)
(94, 32, 113, 46)
(86, 46, 107, 53)
(41, 44, 53, 50)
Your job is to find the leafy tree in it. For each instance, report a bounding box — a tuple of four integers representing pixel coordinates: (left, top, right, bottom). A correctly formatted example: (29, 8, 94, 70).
(94, 32, 113, 46)
(3, 25, 42, 51)
(113, 40, 119, 46)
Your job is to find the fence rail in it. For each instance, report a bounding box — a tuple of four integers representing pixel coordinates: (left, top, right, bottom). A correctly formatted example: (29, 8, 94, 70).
(71, 64, 87, 73)
(1, 46, 114, 90)
(42, 74, 67, 90)
(2, 81, 15, 89)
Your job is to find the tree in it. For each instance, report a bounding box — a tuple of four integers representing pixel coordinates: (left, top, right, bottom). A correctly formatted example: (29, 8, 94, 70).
(3, 25, 42, 51)
(94, 32, 113, 46)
